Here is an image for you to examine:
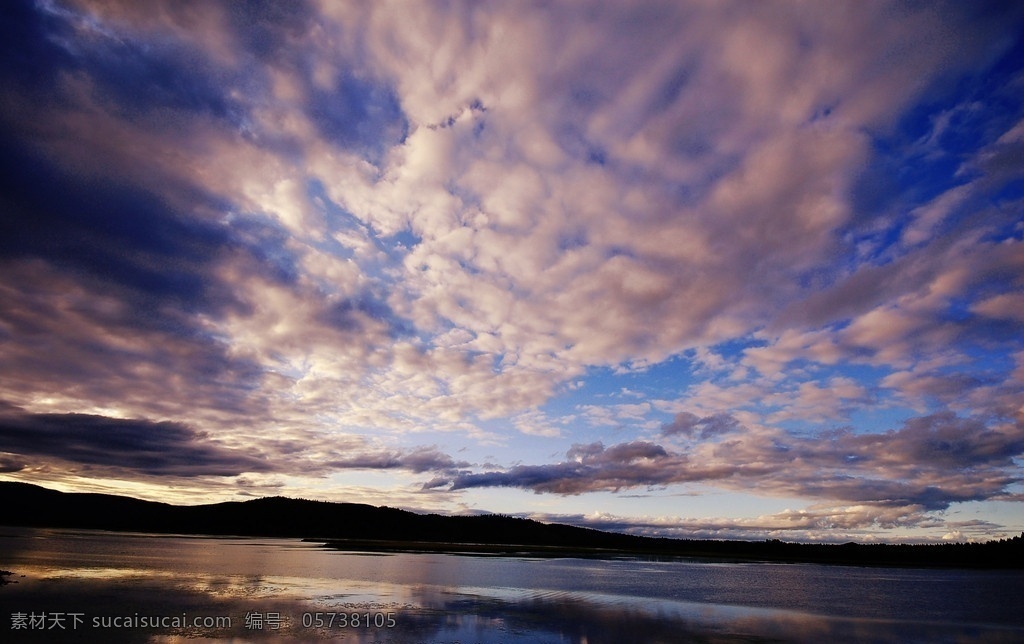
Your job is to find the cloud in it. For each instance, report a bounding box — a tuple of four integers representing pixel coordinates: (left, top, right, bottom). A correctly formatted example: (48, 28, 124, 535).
(0, 404, 271, 476)
(534, 502, 1015, 543)
(428, 441, 689, 495)
(973, 293, 1024, 323)
(0, 132, 238, 312)
(839, 412, 1024, 471)
(0, 256, 268, 423)
(754, 226, 1024, 380)
(325, 446, 467, 474)
(0, 453, 25, 473)
(328, 0, 1023, 379)
(308, 71, 408, 164)
(0, 401, 471, 487)
(434, 412, 1024, 513)
(3, 0, 1018, 431)
(662, 412, 740, 440)
(0, 0, 1021, 538)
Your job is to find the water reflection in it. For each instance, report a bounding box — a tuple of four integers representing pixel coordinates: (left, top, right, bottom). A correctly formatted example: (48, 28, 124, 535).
(2, 528, 1023, 643)
(5, 573, 1022, 643)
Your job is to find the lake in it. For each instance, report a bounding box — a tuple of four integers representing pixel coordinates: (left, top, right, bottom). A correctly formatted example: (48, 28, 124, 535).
(1, 527, 1021, 642)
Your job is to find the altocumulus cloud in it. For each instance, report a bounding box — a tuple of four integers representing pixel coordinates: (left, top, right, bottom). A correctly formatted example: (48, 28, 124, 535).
(0, 0, 1021, 538)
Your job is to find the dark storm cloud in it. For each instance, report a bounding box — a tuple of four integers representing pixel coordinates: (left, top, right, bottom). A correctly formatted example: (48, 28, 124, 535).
(0, 405, 271, 476)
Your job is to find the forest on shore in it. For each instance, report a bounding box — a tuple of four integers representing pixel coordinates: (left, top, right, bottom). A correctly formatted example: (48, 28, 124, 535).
(2, 481, 1020, 568)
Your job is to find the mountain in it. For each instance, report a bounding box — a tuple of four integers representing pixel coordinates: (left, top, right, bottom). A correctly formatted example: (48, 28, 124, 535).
(0, 481, 638, 547)
(1, 482, 1021, 568)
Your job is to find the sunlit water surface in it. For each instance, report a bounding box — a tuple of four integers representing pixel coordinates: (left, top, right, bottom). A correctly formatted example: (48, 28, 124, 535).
(1, 527, 1021, 642)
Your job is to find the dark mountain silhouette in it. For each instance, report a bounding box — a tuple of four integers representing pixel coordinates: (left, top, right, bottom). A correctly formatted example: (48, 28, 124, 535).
(1, 481, 1020, 568)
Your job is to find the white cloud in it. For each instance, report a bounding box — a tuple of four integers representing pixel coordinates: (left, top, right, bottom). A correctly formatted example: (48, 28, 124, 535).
(973, 293, 1024, 322)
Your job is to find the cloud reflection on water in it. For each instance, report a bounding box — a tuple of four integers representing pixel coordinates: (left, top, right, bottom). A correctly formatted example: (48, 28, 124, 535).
(2, 530, 1023, 642)
(3, 567, 1022, 643)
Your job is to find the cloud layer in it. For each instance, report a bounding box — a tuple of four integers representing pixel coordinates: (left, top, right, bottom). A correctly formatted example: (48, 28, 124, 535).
(432, 412, 1023, 511)
(0, 0, 1021, 540)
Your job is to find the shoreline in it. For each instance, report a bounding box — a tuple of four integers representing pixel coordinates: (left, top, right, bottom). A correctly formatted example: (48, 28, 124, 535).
(310, 537, 1024, 569)
(3, 483, 1020, 571)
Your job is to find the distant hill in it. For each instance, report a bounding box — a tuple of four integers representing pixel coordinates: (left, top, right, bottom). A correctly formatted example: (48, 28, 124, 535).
(1, 481, 1020, 568)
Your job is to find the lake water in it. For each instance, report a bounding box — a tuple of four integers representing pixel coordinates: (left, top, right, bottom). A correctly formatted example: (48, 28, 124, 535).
(1, 527, 1022, 642)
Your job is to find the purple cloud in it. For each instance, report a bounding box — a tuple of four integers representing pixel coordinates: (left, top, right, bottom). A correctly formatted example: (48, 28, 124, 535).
(0, 404, 271, 477)
(434, 413, 1024, 512)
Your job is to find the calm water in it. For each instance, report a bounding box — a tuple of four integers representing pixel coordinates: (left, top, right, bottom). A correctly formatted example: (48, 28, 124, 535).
(1, 527, 1021, 642)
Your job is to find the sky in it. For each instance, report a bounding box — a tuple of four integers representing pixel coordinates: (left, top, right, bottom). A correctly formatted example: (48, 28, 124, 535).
(0, 0, 1022, 544)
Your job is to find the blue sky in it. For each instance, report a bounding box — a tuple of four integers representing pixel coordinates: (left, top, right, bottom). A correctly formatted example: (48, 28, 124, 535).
(0, 0, 1022, 543)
